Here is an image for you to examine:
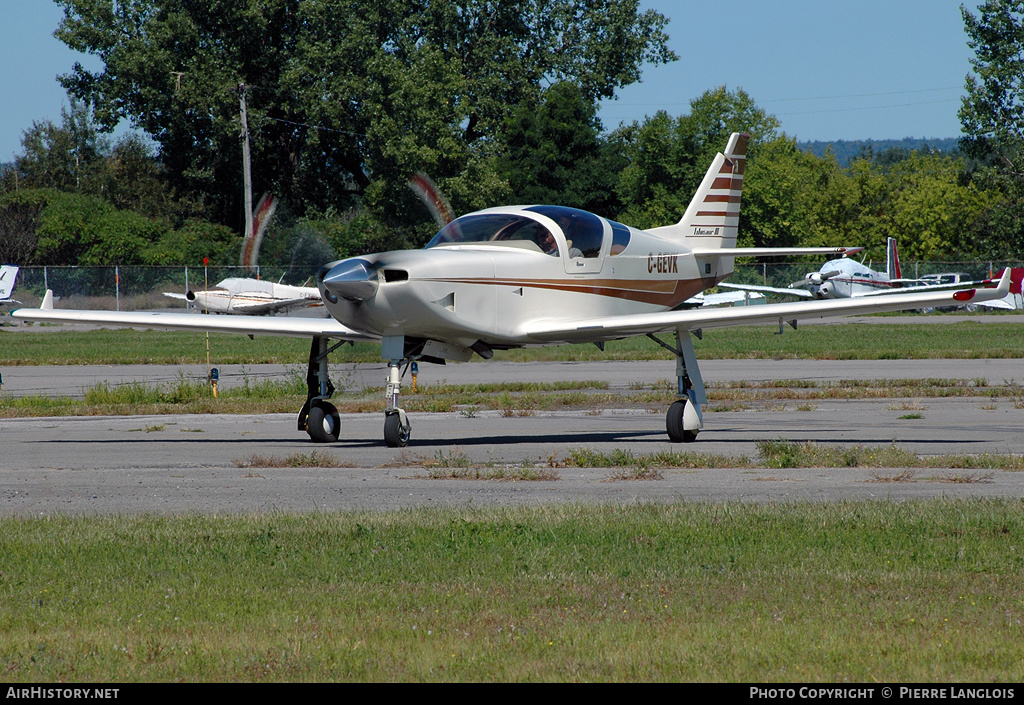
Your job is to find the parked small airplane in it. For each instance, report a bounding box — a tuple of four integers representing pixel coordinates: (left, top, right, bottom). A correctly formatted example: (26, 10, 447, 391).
(12, 134, 1011, 447)
(719, 238, 992, 300)
(164, 277, 326, 316)
(1, 265, 19, 305)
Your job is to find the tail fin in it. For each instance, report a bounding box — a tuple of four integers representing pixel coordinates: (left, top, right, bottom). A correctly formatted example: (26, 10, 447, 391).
(0, 265, 18, 300)
(647, 132, 749, 249)
(886, 238, 902, 280)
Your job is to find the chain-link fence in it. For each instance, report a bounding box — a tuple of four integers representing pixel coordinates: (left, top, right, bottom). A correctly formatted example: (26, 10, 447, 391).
(5, 260, 1022, 311)
(7, 265, 315, 310)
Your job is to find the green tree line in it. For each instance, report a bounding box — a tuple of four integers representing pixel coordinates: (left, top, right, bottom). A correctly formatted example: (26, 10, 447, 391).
(1, 1, 1022, 272)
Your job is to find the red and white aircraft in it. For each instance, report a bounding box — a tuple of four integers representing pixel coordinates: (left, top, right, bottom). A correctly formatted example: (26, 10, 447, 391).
(12, 134, 1011, 446)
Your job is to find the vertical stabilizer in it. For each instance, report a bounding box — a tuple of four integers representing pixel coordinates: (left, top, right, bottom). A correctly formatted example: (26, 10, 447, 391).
(0, 265, 18, 300)
(886, 238, 902, 280)
(647, 132, 749, 250)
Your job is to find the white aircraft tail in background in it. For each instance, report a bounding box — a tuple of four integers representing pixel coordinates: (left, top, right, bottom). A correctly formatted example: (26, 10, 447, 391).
(1, 265, 20, 304)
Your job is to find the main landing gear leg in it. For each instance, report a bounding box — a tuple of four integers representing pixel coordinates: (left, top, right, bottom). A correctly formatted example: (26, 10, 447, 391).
(382, 335, 411, 447)
(648, 331, 706, 443)
(299, 336, 341, 443)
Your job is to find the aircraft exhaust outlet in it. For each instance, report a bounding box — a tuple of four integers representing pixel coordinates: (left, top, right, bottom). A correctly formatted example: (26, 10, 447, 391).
(321, 259, 378, 301)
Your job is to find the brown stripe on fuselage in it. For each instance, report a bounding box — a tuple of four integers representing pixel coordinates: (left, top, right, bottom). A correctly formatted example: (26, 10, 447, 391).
(424, 276, 719, 308)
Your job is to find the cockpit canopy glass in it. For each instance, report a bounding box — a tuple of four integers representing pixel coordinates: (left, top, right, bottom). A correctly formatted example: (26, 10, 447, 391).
(425, 213, 560, 256)
(526, 206, 605, 258)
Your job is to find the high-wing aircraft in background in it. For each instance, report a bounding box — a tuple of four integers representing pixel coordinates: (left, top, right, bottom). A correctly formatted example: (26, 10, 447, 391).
(1, 265, 20, 305)
(12, 134, 1011, 447)
(718, 237, 996, 301)
(164, 277, 327, 316)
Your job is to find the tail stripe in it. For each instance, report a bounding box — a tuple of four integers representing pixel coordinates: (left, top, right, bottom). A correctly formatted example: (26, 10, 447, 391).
(644, 132, 749, 250)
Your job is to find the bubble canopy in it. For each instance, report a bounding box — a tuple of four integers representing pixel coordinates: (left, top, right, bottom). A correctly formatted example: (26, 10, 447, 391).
(424, 206, 614, 259)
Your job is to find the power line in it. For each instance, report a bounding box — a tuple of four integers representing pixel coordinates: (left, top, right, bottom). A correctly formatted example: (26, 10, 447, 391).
(775, 98, 962, 117)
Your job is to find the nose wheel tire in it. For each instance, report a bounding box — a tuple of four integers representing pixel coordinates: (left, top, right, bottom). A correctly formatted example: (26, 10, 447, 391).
(384, 412, 411, 447)
(666, 400, 698, 443)
(307, 401, 341, 443)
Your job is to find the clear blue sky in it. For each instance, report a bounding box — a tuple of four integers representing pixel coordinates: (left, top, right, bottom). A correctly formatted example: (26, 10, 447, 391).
(1, 1, 984, 162)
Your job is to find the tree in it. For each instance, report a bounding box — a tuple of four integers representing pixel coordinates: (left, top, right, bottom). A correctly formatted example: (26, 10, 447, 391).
(54, 0, 676, 231)
(496, 81, 622, 216)
(611, 87, 780, 230)
(959, 1, 1024, 257)
(739, 136, 821, 249)
(0, 191, 48, 265)
(9, 101, 108, 193)
(960, 0, 1024, 162)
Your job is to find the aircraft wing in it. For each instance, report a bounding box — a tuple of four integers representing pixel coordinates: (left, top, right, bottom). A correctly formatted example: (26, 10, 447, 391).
(851, 279, 986, 297)
(523, 269, 1012, 344)
(684, 290, 767, 307)
(717, 282, 815, 299)
(975, 297, 1017, 310)
(11, 292, 376, 341)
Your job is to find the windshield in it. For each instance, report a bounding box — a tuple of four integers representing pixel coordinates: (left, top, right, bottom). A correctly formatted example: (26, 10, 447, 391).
(425, 213, 559, 256)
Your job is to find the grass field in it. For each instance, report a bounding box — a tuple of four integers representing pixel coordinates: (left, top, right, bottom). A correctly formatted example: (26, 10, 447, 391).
(2, 501, 1022, 682)
(3, 320, 1024, 366)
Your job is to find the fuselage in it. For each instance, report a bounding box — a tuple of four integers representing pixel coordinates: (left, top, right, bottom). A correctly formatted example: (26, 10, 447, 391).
(179, 278, 324, 315)
(318, 206, 728, 349)
(811, 258, 898, 299)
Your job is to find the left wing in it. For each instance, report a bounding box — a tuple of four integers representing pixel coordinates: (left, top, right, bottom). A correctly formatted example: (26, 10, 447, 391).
(523, 269, 1012, 344)
(718, 282, 815, 299)
(11, 291, 376, 341)
(684, 290, 767, 307)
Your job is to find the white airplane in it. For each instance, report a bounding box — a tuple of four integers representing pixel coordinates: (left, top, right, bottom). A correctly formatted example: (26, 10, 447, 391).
(164, 277, 326, 316)
(1, 265, 20, 305)
(12, 133, 1012, 447)
(719, 238, 992, 300)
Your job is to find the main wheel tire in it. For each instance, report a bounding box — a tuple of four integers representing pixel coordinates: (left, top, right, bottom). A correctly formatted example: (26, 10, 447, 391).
(666, 399, 698, 443)
(307, 401, 341, 443)
(384, 412, 410, 448)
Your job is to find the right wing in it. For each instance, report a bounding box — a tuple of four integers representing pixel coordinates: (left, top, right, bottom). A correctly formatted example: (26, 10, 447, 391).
(523, 269, 1012, 344)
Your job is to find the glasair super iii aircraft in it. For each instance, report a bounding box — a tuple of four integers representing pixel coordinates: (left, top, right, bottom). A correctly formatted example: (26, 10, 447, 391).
(12, 134, 1011, 447)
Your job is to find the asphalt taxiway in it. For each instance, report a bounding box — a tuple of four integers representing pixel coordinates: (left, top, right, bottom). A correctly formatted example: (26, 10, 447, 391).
(1, 358, 1022, 515)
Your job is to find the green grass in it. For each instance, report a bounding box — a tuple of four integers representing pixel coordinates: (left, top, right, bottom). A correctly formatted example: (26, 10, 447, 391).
(2, 501, 1023, 682)
(554, 442, 1024, 472)
(4, 374, 1024, 419)
(0, 329, 326, 365)
(4, 321, 1024, 365)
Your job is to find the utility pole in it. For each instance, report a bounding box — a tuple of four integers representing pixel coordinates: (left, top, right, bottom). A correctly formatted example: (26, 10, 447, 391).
(238, 83, 254, 251)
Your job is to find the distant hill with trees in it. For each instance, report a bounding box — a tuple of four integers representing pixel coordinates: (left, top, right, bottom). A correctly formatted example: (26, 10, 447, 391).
(798, 138, 960, 166)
